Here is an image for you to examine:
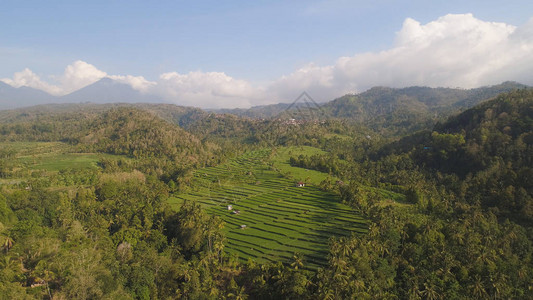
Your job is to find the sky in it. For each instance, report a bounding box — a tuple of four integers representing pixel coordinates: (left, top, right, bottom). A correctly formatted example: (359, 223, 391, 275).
(1, 0, 533, 108)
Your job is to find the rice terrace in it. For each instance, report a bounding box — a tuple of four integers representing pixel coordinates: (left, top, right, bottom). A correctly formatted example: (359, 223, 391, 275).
(169, 146, 368, 269)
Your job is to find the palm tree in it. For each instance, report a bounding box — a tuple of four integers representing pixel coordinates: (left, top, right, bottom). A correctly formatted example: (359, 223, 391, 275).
(227, 285, 247, 300)
(421, 282, 440, 300)
(0, 256, 17, 272)
(353, 279, 366, 293)
(470, 276, 488, 299)
(330, 255, 347, 272)
(291, 252, 304, 270)
(2, 235, 14, 253)
(319, 288, 335, 300)
(340, 240, 352, 257)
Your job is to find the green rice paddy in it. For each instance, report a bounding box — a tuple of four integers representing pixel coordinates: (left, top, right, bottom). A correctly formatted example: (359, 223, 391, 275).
(169, 147, 368, 269)
(1, 142, 121, 172)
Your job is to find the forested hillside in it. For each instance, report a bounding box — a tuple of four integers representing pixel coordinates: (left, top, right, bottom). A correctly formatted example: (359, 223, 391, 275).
(374, 89, 533, 221)
(321, 81, 530, 135)
(0, 88, 532, 299)
(288, 89, 533, 298)
(212, 82, 529, 137)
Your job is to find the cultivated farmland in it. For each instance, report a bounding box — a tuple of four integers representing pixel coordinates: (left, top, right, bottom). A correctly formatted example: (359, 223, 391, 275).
(170, 147, 368, 269)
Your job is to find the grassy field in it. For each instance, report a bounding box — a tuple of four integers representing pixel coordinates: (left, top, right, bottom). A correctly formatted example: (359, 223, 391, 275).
(1, 142, 121, 172)
(270, 146, 338, 185)
(169, 147, 368, 269)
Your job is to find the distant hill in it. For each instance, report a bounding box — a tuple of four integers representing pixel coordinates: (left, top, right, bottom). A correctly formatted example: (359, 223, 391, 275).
(0, 102, 208, 130)
(80, 107, 206, 162)
(0, 78, 164, 109)
(209, 82, 530, 136)
(325, 81, 529, 117)
(212, 103, 293, 119)
(212, 92, 324, 119)
(1, 81, 530, 138)
(130, 103, 208, 128)
(321, 81, 530, 135)
(0, 103, 219, 169)
(0, 81, 55, 109)
(59, 78, 162, 104)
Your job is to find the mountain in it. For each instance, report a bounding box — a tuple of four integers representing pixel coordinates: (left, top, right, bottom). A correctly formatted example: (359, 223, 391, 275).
(321, 81, 530, 135)
(209, 82, 530, 137)
(59, 78, 161, 104)
(1, 80, 530, 133)
(325, 81, 529, 117)
(0, 81, 55, 109)
(0, 78, 164, 110)
(211, 103, 292, 119)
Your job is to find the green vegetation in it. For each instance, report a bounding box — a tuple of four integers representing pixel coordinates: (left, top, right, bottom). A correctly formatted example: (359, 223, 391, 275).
(271, 146, 334, 184)
(2, 142, 123, 172)
(170, 148, 367, 269)
(0, 88, 531, 299)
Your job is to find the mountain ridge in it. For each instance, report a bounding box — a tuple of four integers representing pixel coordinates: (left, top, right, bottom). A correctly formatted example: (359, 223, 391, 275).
(59, 78, 162, 104)
(1, 79, 529, 112)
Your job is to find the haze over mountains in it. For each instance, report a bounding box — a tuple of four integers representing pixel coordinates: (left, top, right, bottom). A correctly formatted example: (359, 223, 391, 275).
(0, 78, 160, 110)
(213, 81, 530, 118)
(1, 77, 530, 114)
(0, 81, 56, 109)
(1, 79, 530, 139)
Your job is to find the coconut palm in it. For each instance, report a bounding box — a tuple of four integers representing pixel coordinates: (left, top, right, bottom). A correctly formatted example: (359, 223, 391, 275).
(290, 252, 304, 270)
(2, 235, 14, 253)
(470, 276, 488, 299)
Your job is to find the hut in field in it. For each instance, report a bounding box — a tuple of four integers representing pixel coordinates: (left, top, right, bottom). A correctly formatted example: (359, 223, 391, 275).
(227, 205, 233, 211)
(296, 181, 306, 187)
(240, 225, 247, 229)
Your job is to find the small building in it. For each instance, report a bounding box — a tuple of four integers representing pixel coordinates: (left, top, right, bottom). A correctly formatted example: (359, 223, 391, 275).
(240, 225, 247, 229)
(296, 182, 306, 187)
(227, 205, 233, 211)
(232, 210, 240, 215)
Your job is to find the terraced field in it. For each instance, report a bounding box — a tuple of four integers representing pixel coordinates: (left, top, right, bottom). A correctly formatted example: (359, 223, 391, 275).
(1, 142, 121, 171)
(169, 147, 368, 269)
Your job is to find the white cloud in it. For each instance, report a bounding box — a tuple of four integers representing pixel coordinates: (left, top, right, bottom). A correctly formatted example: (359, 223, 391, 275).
(58, 60, 107, 93)
(268, 63, 338, 102)
(109, 75, 156, 93)
(1, 60, 155, 96)
(270, 13, 533, 102)
(156, 71, 259, 108)
(1, 68, 62, 95)
(1, 60, 108, 95)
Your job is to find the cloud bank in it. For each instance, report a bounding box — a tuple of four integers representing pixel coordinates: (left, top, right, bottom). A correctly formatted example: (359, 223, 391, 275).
(2, 14, 533, 108)
(1, 68, 63, 95)
(156, 71, 258, 108)
(271, 13, 533, 102)
(0, 61, 154, 96)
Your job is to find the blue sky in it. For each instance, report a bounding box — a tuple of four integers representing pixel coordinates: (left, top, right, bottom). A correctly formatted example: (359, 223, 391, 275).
(2, 1, 533, 107)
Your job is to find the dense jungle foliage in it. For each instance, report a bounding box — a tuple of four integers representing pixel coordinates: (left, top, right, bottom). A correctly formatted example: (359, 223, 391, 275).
(0, 88, 532, 299)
